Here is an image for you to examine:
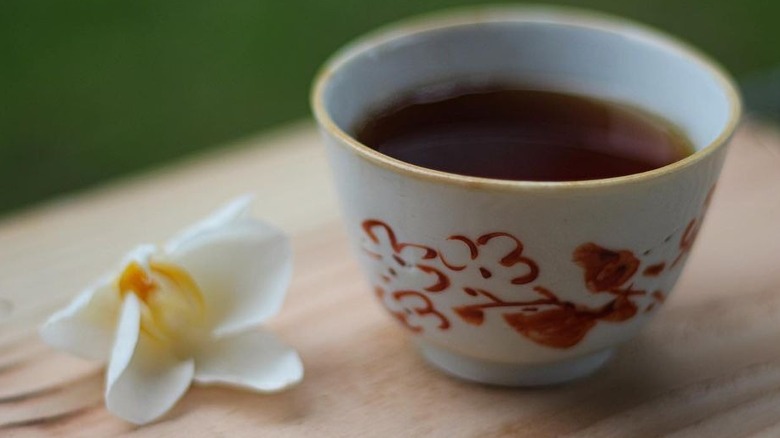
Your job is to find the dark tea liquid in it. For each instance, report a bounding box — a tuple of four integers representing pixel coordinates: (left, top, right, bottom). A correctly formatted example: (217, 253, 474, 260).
(355, 86, 694, 181)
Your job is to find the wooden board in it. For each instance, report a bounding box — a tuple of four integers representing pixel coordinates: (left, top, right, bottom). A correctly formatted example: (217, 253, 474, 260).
(2, 120, 780, 437)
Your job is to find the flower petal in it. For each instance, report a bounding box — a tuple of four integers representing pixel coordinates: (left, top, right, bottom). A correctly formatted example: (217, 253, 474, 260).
(168, 220, 292, 337)
(165, 195, 254, 253)
(40, 244, 158, 361)
(106, 294, 142, 386)
(106, 294, 194, 425)
(193, 329, 302, 392)
(39, 276, 120, 361)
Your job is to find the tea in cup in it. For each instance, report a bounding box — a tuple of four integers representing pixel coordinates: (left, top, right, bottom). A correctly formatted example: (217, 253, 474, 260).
(312, 7, 741, 385)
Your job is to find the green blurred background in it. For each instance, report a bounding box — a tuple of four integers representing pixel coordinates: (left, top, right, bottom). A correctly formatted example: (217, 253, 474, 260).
(1, 1, 778, 215)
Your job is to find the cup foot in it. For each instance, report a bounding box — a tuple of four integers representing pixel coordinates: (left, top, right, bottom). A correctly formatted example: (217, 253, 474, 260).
(417, 341, 614, 387)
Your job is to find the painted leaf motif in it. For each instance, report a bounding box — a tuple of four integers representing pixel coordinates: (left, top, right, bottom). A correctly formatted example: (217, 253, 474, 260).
(598, 295, 638, 322)
(573, 243, 640, 292)
(453, 306, 485, 326)
(503, 307, 597, 349)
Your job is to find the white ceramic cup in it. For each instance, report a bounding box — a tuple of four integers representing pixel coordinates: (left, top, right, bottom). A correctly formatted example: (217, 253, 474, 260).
(312, 7, 741, 386)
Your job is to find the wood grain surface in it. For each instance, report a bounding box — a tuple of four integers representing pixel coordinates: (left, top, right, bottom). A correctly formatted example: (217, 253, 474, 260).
(1, 120, 780, 437)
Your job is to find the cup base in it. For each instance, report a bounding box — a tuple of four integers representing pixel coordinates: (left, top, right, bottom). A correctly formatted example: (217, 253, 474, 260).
(417, 341, 614, 386)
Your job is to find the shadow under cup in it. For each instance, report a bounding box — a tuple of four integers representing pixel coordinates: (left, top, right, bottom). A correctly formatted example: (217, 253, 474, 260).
(312, 8, 741, 386)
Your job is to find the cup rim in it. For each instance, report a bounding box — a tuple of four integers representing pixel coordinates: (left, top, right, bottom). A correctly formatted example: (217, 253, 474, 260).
(310, 5, 742, 192)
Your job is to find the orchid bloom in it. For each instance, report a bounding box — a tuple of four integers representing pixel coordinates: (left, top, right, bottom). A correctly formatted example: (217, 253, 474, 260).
(40, 196, 302, 424)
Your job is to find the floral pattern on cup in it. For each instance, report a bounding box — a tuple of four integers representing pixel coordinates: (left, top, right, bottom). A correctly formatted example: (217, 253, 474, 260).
(455, 244, 644, 349)
(363, 220, 451, 333)
(360, 187, 715, 349)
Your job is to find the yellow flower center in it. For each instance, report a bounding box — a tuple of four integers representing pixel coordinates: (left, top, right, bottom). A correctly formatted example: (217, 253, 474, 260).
(118, 262, 157, 302)
(118, 261, 207, 346)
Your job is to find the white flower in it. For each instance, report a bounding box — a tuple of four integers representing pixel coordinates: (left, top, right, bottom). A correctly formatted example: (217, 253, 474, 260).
(40, 195, 302, 425)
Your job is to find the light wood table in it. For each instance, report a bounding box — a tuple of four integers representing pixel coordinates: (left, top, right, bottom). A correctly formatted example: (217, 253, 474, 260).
(2, 121, 780, 437)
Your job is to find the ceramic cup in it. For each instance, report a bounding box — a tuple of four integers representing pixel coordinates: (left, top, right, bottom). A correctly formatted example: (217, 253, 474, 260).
(311, 7, 741, 386)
